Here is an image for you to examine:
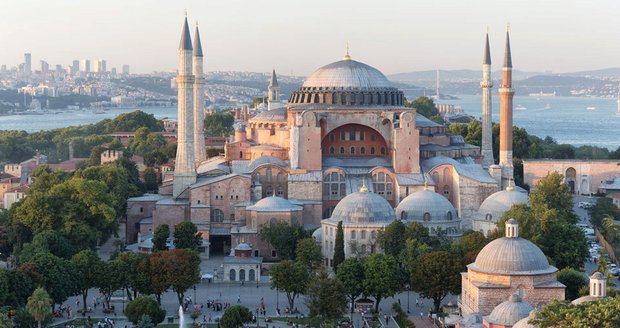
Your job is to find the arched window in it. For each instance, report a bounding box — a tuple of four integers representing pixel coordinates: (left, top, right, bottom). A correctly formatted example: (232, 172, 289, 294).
(443, 168, 450, 183)
(351, 230, 356, 239)
(380, 147, 386, 155)
(361, 147, 366, 155)
(330, 133, 335, 142)
(370, 147, 376, 155)
(329, 147, 335, 155)
(229, 269, 236, 281)
(211, 209, 224, 223)
(240, 151, 243, 158)
(276, 186, 284, 196)
(249, 269, 256, 281)
(432, 172, 440, 183)
(485, 213, 492, 221)
(266, 168, 272, 182)
(254, 172, 261, 184)
(323, 172, 346, 200)
(423, 212, 431, 221)
(401, 212, 408, 220)
(340, 130, 346, 141)
(372, 172, 394, 200)
(443, 185, 450, 198)
(370, 231, 376, 239)
(265, 186, 273, 196)
(360, 230, 366, 239)
(239, 269, 246, 281)
(350, 127, 356, 140)
(350, 147, 355, 154)
(339, 147, 345, 154)
(447, 211, 453, 220)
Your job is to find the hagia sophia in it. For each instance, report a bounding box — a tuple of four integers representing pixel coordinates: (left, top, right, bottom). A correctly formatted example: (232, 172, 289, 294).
(125, 17, 579, 326)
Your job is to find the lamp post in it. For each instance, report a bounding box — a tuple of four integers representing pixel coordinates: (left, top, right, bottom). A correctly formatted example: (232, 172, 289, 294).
(256, 265, 259, 288)
(193, 285, 197, 304)
(406, 284, 410, 313)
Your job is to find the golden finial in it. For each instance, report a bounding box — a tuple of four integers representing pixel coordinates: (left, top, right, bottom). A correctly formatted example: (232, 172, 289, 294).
(424, 177, 429, 191)
(343, 42, 351, 61)
(360, 177, 368, 193)
(507, 22, 511, 32)
(506, 178, 514, 191)
(184, 9, 188, 17)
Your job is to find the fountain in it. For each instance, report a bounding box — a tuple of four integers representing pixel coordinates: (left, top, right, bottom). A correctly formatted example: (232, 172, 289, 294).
(179, 305, 185, 328)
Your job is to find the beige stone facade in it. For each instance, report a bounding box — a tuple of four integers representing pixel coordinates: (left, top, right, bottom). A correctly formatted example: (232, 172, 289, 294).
(523, 159, 620, 195)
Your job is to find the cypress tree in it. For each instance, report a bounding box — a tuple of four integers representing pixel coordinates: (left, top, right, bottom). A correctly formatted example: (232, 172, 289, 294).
(333, 221, 345, 271)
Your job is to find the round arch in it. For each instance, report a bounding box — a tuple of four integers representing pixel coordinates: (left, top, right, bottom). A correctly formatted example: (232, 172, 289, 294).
(321, 123, 389, 157)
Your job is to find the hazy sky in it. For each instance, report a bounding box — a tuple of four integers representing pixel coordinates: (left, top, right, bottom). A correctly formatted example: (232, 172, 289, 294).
(1, 0, 619, 76)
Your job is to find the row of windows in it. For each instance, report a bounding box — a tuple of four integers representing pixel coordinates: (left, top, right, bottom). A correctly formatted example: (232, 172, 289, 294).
(327, 146, 386, 156)
(264, 186, 285, 197)
(350, 230, 376, 240)
(329, 130, 376, 142)
(255, 170, 286, 183)
(400, 211, 453, 221)
(214, 195, 241, 200)
(290, 90, 404, 106)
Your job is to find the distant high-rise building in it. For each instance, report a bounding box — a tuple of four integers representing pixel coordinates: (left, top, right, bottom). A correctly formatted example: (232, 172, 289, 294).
(24, 53, 32, 75)
(79, 59, 90, 73)
(122, 64, 130, 75)
(55, 64, 63, 75)
(40, 60, 49, 73)
(93, 59, 107, 73)
(1, 65, 6, 73)
(71, 60, 79, 75)
(111, 67, 117, 76)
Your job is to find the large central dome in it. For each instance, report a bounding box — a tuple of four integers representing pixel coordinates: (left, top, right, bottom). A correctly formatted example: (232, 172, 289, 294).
(288, 57, 404, 107)
(302, 59, 393, 90)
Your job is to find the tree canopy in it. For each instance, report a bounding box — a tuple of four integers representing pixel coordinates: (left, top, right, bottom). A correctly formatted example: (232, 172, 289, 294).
(411, 251, 462, 313)
(533, 296, 620, 328)
(124, 296, 166, 325)
(305, 268, 347, 322)
(220, 305, 253, 328)
(363, 254, 400, 312)
(204, 112, 234, 137)
(173, 222, 202, 251)
(259, 220, 309, 260)
(270, 260, 310, 310)
(152, 224, 170, 252)
(333, 221, 345, 271)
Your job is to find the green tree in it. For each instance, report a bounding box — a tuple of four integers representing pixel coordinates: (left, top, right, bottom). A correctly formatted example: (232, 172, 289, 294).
(377, 220, 407, 257)
(136, 314, 155, 328)
(24, 252, 78, 306)
(0, 269, 8, 305)
(530, 172, 578, 224)
(363, 254, 400, 312)
(336, 257, 365, 313)
(451, 230, 488, 266)
(204, 112, 235, 137)
(305, 268, 347, 322)
(589, 197, 620, 229)
(333, 221, 345, 272)
(533, 296, 620, 328)
(152, 224, 170, 252)
(5, 269, 36, 308)
(173, 222, 202, 251)
(115, 252, 151, 300)
(259, 221, 309, 260)
(71, 250, 103, 314)
(270, 260, 310, 310)
(405, 96, 443, 124)
(19, 230, 74, 263)
(411, 251, 461, 313)
(557, 268, 588, 301)
(97, 260, 124, 309)
(162, 249, 201, 305)
(295, 238, 322, 270)
(0, 312, 11, 328)
(145, 251, 169, 304)
(26, 287, 52, 328)
(103, 110, 163, 133)
(220, 305, 253, 328)
(124, 296, 166, 325)
(496, 204, 541, 240)
(143, 166, 159, 191)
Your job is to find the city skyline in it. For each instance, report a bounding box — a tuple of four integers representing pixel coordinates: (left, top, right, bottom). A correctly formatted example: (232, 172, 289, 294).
(1, 0, 619, 75)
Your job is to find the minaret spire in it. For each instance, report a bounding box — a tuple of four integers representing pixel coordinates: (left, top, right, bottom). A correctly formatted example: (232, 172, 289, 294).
(480, 32, 494, 168)
(193, 23, 206, 164)
(499, 27, 515, 188)
(173, 16, 197, 198)
(267, 69, 281, 111)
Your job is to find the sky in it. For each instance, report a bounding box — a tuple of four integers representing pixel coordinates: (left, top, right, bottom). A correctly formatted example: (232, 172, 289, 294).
(1, 0, 619, 76)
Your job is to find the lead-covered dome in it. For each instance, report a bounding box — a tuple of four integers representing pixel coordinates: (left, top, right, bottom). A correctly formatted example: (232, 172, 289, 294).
(396, 189, 458, 222)
(479, 186, 528, 223)
(470, 220, 555, 275)
(330, 186, 396, 224)
(246, 195, 302, 212)
(289, 57, 404, 107)
(487, 295, 533, 327)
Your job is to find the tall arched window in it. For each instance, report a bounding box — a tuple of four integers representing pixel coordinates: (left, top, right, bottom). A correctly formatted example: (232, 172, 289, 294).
(372, 172, 394, 200)
(276, 186, 284, 196)
(380, 147, 386, 155)
(401, 212, 408, 220)
(351, 230, 356, 239)
(360, 147, 366, 155)
(265, 186, 273, 196)
(423, 212, 431, 221)
(370, 147, 376, 155)
(254, 172, 261, 184)
(266, 168, 272, 182)
(350, 147, 355, 154)
(447, 211, 453, 220)
(339, 147, 345, 154)
(211, 209, 224, 223)
(277, 172, 284, 183)
(323, 172, 346, 200)
(329, 147, 335, 155)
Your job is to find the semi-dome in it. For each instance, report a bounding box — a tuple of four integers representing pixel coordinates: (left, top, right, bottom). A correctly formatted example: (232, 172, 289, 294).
(250, 107, 287, 122)
(330, 184, 396, 224)
(396, 188, 457, 222)
(478, 185, 528, 223)
(246, 195, 302, 212)
(486, 294, 533, 327)
(470, 220, 555, 275)
(235, 243, 252, 251)
(248, 155, 286, 171)
(288, 56, 404, 107)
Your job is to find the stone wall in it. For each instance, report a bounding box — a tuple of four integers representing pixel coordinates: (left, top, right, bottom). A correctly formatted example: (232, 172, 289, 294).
(524, 160, 620, 194)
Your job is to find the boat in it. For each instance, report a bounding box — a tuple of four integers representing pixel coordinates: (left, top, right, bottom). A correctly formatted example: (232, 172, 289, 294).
(515, 105, 527, 110)
(586, 106, 596, 111)
(528, 91, 556, 97)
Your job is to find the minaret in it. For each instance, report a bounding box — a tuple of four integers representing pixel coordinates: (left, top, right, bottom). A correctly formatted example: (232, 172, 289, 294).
(173, 16, 197, 198)
(499, 29, 514, 187)
(267, 69, 280, 111)
(193, 23, 207, 165)
(480, 33, 494, 168)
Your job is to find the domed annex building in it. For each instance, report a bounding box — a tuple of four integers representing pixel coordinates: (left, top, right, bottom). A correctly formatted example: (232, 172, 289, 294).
(460, 219, 565, 318)
(473, 183, 528, 236)
(127, 18, 521, 262)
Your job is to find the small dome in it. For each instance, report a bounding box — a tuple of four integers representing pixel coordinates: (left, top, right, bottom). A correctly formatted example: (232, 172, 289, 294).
(246, 196, 302, 212)
(512, 309, 538, 328)
(312, 228, 322, 242)
(250, 107, 287, 122)
(396, 189, 457, 222)
(331, 188, 396, 224)
(248, 155, 286, 171)
(478, 188, 528, 222)
(591, 271, 605, 280)
(235, 243, 252, 251)
(302, 59, 393, 90)
(471, 220, 553, 274)
(487, 294, 533, 326)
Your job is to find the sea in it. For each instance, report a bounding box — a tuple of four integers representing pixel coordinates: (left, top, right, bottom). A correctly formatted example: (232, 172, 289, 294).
(0, 95, 619, 150)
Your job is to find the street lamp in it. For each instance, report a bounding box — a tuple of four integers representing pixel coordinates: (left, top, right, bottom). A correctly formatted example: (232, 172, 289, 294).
(193, 285, 197, 304)
(406, 284, 410, 313)
(256, 265, 259, 288)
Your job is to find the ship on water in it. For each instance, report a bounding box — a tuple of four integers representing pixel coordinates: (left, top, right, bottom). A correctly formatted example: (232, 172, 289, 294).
(528, 91, 556, 97)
